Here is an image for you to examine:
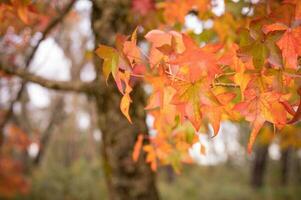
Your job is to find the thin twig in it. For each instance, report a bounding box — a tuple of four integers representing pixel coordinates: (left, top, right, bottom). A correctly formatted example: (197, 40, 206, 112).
(0, 0, 76, 145)
(165, 70, 187, 82)
(283, 72, 301, 78)
(0, 64, 95, 93)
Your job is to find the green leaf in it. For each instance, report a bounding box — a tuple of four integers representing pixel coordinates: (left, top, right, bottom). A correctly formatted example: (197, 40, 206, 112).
(252, 41, 269, 69)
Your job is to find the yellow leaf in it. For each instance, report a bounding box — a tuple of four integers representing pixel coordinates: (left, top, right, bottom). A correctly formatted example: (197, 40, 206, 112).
(132, 134, 144, 162)
(120, 93, 132, 123)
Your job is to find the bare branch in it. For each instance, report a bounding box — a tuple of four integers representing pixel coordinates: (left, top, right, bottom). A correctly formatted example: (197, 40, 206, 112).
(0, 0, 77, 145)
(0, 64, 95, 93)
(26, 0, 77, 67)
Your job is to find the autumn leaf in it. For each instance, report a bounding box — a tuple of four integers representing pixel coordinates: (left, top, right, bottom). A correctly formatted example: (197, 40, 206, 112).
(218, 43, 251, 95)
(145, 30, 183, 67)
(283, 0, 301, 20)
(263, 23, 301, 69)
(287, 88, 301, 124)
(120, 93, 132, 123)
(171, 80, 204, 131)
(122, 28, 142, 67)
(234, 85, 288, 153)
(262, 23, 288, 34)
(169, 34, 221, 82)
(10, 0, 32, 24)
(277, 27, 301, 70)
(143, 144, 157, 171)
(204, 92, 236, 136)
(132, 134, 144, 162)
(95, 45, 119, 82)
(238, 27, 269, 69)
(17, 4, 29, 24)
(119, 72, 133, 123)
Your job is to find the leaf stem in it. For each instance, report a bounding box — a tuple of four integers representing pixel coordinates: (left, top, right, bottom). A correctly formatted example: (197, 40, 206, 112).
(213, 82, 239, 88)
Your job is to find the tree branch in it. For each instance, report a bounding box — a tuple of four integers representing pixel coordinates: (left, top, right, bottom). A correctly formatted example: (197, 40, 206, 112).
(0, 0, 77, 145)
(26, 0, 77, 67)
(0, 64, 95, 93)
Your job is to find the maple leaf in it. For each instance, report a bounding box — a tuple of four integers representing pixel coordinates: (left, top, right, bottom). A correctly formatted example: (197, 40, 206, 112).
(285, 88, 301, 124)
(237, 28, 269, 70)
(145, 88, 163, 111)
(218, 44, 251, 95)
(283, 0, 301, 20)
(169, 34, 221, 82)
(119, 72, 133, 123)
(144, 64, 172, 110)
(234, 84, 288, 153)
(263, 23, 301, 69)
(145, 30, 183, 67)
(146, 34, 226, 133)
(277, 28, 301, 70)
(171, 80, 205, 131)
(203, 92, 236, 136)
(170, 80, 233, 135)
(122, 28, 142, 67)
(120, 93, 132, 123)
(96, 30, 143, 95)
(9, 0, 33, 24)
(96, 41, 135, 123)
(143, 144, 157, 171)
(95, 45, 119, 82)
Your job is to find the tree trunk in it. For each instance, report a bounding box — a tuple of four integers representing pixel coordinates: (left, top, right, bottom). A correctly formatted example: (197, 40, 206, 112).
(280, 147, 292, 185)
(91, 0, 159, 199)
(251, 144, 269, 188)
(294, 150, 301, 184)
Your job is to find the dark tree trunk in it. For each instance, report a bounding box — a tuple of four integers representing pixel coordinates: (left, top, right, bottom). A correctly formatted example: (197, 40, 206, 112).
(251, 144, 269, 188)
(91, 0, 159, 199)
(294, 151, 301, 184)
(280, 147, 292, 185)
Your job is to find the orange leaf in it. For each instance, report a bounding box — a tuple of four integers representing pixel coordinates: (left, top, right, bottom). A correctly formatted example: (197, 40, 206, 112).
(234, 85, 288, 153)
(276, 27, 301, 69)
(143, 145, 157, 171)
(247, 116, 265, 154)
(288, 88, 301, 124)
(17, 5, 29, 24)
(120, 93, 132, 123)
(262, 23, 288, 34)
(132, 134, 144, 162)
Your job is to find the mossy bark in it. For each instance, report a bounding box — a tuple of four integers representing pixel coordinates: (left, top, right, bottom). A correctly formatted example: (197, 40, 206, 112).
(91, 0, 159, 199)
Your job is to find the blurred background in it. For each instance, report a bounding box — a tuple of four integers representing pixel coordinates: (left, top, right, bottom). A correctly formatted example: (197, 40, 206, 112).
(0, 0, 300, 199)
